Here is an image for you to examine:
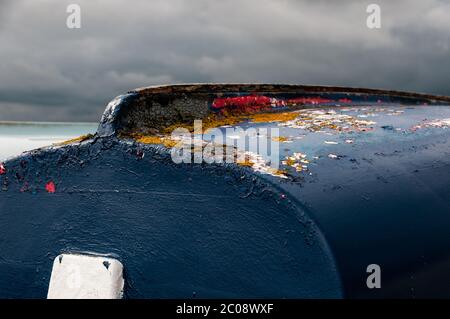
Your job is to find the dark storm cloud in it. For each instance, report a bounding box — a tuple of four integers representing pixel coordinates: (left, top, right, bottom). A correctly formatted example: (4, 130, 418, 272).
(0, 0, 449, 121)
(0, 0, 13, 29)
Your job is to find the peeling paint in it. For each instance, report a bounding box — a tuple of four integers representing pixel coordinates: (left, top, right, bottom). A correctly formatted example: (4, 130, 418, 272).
(249, 112, 299, 123)
(411, 118, 450, 131)
(101, 84, 450, 137)
(130, 134, 178, 148)
(54, 134, 94, 146)
(278, 109, 376, 133)
(212, 95, 273, 112)
(0, 136, 340, 298)
(45, 181, 56, 193)
(2, 84, 450, 299)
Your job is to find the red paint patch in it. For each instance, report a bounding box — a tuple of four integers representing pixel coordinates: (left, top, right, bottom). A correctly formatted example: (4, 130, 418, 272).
(45, 181, 56, 193)
(286, 97, 333, 105)
(212, 95, 272, 113)
(212, 95, 337, 113)
(338, 98, 352, 104)
(0, 163, 5, 175)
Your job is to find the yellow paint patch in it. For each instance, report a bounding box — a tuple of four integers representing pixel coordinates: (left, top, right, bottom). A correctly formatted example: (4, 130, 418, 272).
(162, 111, 300, 133)
(54, 134, 94, 146)
(273, 169, 288, 177)
(163, 114, 245, 134)
(131, 134, 179, 148)
(271, 136, 291, 143)
(284, 157, 296, 166)
(249, 112, 299, 123)
(237, 159, 255, 167)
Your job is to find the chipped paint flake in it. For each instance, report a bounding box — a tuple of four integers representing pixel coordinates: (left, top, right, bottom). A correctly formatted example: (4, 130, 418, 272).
(249, 112, 299, 123)
(45, 181, 56, 193)
(278, 109, 377, 133)
(241, 151, 288, 178)
(272, 136, 292, 143)
(282, 152, 312, 173)
(426, 118, 450, 128)
(411, 118, 450, 131)
(328, 154, 340, 159)
(53, 134, 94, 146)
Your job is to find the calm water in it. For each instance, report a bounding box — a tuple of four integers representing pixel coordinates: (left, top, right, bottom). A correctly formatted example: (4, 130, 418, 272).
(0, 122, 98, 161)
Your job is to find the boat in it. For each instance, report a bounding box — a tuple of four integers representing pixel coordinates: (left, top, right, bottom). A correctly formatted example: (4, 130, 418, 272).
(1, 84, 450, 298)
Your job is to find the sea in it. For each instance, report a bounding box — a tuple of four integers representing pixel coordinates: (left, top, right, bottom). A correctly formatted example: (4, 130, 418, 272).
(0, 122, 98, 161)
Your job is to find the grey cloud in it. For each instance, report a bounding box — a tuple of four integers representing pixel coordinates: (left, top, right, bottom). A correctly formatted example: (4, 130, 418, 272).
(0, 0, 449, 122)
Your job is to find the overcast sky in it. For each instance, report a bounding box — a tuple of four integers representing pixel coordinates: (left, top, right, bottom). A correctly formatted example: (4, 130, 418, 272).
(0, 0, 449, 122)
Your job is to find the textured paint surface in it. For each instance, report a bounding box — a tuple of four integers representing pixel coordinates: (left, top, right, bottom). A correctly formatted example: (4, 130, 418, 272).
(284, 133, 450, 298)
(45, 181, 56, 193)
(113, 84, 450, 136)
(2, 84, 450, 298)
(246, 108, 450, 297)
(0, 137, 341, 298)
